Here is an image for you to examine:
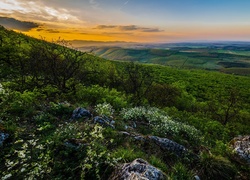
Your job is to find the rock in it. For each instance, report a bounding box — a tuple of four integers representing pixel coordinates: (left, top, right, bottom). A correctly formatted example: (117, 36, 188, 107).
(230, 135, 250, 164)
(0, 132, 9, 146)
(71, 107, 92, 120)
(120, 132, 190, 158)
(149, 136, 188, 157)
(109, 158, 166, 180)
(93, 116, 115, 128)
(194, 175, 201, 180)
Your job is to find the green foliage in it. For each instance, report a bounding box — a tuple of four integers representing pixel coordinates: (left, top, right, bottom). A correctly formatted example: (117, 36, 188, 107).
(147, 83, 181, 107)
(148, 155, 168, 173)
(1, 88, 45, 118)
(170, 162, 194, 180)
(2, 137, 52, 179)
(75, 84, 128, 109)
(0, 26, 249, 179)
(120, 107, 201, 144)
(211, 140, 233, 157)
(198, 152, 237, 180)
(95, 102, 114, 117)
(203, 121, 230, 142)
(113, 147, 146, 162)
(118, 62, 155, 105)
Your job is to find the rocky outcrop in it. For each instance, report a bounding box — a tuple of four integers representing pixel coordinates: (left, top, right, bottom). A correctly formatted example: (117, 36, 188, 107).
(231, 135, 250, 164)
(93, 116, 115, 128)
(121, 132, 190, 157)
(71, 107, 92, 120)
(149, 136, 188, 157)
(109, 158, 167, 180)
(0, 132, 9, 146)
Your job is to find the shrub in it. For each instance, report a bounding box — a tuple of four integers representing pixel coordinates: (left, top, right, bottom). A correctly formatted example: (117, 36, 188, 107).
(120, 106, 201, 144)
(51, 123, 119, 179)
(170, 162, 194, 180)
(75, 84, 128, 109)
(2, 137, 52, 179)
(2, 89, 45, 117)
(198, 152, 237, 180)
(113, 147, 146, 163)
(95, 102, 114, 117)
(149, 155, 168, 173)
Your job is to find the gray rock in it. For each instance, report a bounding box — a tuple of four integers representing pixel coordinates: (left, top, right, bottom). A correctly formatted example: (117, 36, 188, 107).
(109, 158, 166, 180)
(0, 132, 9, 146)
(93, 116, 115, 128)
(231, 135, 250, 164)
(71, 107, 92, 120)
(194, 175, 201, 180)
(149, 136, 188, 157)
(120, 132, 190, 157)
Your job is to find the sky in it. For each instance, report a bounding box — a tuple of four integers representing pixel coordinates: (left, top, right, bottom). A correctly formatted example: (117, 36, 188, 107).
(0, 0, 250, 43)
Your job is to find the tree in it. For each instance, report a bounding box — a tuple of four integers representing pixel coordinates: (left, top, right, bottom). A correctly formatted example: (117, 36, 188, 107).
(28, 39, 86, 91)
(119, 62, 154, 105)
(208, 88, 241, 125)
(146, 83, 181, 107)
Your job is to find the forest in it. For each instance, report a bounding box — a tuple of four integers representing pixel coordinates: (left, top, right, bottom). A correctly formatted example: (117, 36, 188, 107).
(0, 26, 249, 179)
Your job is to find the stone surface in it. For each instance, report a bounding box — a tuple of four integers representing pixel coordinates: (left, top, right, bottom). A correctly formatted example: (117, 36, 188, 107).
(149, 136, 188, 157)
(231, 135, 250, 164)
(0, 132, 9, 146)
(71, 107, 92, 120)
(109, 158, 166, 180)
(93, 116, 115, 128)
(120, 132, 190, 157)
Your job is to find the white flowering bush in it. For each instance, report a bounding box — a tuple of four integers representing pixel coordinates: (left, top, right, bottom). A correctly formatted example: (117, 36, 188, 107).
(0, 83, 9, 106)
(95, 102, 114, 117)
(2, 137, 52, 179)
(120, 106, 165, 122)
(120, 106, 201, 143)
(81, 125, 120, 179)
(52, 122, 119, 179)
(0, 83, 5, 94)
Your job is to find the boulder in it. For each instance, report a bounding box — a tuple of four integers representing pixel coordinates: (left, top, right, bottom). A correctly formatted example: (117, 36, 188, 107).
(149, 136, 188, 157)
(109, 158, 166, 180)
(0, 132, 9, 146)
(93, 116, 115, 128)
(231, 135, 250, 164)
(120, 132, 190, 157)
(71, 107, 92, 120)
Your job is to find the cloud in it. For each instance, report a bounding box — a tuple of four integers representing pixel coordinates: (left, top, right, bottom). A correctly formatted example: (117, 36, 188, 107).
(0, 0, 84, 27)
(89, 0, 100, 9)
(0, 16, 39, 31)
(95, 25, 116, 29)
(124, 0, 130, 5)
(94, 24, 163, 33)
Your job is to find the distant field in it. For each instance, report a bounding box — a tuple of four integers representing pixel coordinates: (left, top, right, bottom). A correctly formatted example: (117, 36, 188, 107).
(78, 42, 250, 76)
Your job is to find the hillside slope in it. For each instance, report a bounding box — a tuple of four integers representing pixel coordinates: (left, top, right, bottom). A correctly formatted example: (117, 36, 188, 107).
(0, 26, 249, 179)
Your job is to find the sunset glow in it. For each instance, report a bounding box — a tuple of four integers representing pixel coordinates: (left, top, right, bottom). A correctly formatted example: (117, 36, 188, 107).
(1, 0, 250, 43)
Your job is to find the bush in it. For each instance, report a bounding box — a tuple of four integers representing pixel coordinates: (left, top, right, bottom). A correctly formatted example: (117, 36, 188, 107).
(2, 89, 45, 117)
(51, 123, 119, 179)
(198, 152, 237, 180)
(75, 84, 128, 109)
(170, 162, 194, 180)
(113, 147, 146, 163)
(120, 106, 201, 144)
(95, 102, 114, 117)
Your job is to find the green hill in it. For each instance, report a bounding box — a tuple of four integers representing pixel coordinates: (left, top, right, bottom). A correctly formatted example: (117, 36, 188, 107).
(0, 26, 250, 179)
(86, 46, 250, 75)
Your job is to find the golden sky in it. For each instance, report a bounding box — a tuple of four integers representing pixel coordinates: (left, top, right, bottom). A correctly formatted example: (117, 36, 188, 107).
(1, 0, 250, 43)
